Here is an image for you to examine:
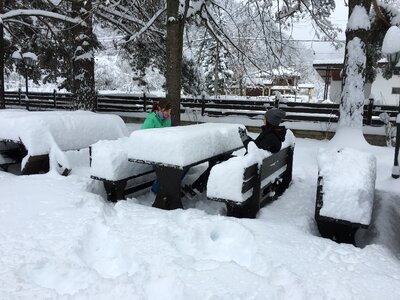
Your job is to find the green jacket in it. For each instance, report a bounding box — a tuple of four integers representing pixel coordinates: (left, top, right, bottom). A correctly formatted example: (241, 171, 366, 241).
(141, 112, 171, 129)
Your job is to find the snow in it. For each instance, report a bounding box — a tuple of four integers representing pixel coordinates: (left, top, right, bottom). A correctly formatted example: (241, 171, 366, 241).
(318, 148, 376, 225)
(90, 137, 153, 181)
(128, 123, 245, 167)
(382, 26, 400, 55)
(0, 110, 128, 169)
(11, 51, 22, 60)
(207, 130, 295, 203)
(207, 142, 270, 202)
(339, 37, 366, 128)
(22, 52, 38, 61)
(347, 5, 371, 31)
(1, 135, 400, 299)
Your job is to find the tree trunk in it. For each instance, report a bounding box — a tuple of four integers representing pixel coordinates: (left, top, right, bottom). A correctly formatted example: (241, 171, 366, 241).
(0, 0, 5, 109)
(214, 42, 219, 97)
(166, 0, 188, 125)
(339, 0, 372, 128)
(71, 0, 96, 111)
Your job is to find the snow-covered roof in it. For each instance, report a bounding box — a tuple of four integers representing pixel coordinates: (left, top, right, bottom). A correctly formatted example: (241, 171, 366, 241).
(312, 42, 345, 65)
(298, 83, 315, 89)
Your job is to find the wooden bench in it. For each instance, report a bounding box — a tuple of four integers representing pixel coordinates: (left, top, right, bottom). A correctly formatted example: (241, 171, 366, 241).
(314, 176, 368, 245)
(89, 146, 155, 202)
(208, 146, 294, 218)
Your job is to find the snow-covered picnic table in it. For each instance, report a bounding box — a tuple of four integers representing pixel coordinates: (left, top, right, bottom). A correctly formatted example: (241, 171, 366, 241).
(0, 109, 128, 174)
(127, 123, 245, 209)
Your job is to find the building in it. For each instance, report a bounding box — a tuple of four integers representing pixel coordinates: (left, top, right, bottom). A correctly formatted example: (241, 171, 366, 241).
(229, 67, 313, 101)
(312, 42, 400, 105)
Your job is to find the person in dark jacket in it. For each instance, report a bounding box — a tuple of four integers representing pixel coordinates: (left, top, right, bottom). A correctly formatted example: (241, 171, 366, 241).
(239, 108, 287, 153)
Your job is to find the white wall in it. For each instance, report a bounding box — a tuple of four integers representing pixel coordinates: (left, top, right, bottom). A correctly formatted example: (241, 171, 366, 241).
(371, 71, 400, 106)
(327, 71, 400, 105)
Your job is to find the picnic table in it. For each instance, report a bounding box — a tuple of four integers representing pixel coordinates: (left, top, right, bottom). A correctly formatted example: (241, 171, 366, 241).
(0, 109, 128, 174)
(127, 123, 244, 210)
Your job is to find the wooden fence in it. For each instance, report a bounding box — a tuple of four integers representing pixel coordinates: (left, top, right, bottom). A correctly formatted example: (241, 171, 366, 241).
(3, 89, 399, 126)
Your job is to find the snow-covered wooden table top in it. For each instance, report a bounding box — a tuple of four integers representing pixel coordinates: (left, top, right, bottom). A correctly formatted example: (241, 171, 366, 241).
(127, 123, 245, 168)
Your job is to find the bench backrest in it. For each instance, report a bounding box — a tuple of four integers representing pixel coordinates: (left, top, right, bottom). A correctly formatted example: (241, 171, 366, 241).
(242, 146, 294, 207)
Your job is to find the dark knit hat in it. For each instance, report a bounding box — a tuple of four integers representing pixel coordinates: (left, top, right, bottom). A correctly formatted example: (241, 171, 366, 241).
(264, 108, 286, 126)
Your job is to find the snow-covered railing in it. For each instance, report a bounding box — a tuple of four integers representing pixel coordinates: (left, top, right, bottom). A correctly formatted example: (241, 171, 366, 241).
(4, 90, 398, 125)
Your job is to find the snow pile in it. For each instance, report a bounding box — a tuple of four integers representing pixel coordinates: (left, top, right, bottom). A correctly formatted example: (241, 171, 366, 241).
(382, 26, 400, 55)
(207, 130, 295, 202)
(0, 110, 128, 156)
(128, 123, 244, 167)
(90, 137, 153, 181)
(1, 138, 400, 299)
(318, 148, 376, 225)
(347, 5, 370, 31)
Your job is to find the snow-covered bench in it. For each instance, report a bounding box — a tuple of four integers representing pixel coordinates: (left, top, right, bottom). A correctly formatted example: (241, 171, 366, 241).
(0, 110, 128, 175)
(90, 138, 155, 202)
(315, 148, 376, 245)
(207, 131, 295, 218)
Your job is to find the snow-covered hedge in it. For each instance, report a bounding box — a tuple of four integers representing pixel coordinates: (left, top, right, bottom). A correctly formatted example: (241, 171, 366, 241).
(317, 148, 376, 226)
(207, 130, 295, 203)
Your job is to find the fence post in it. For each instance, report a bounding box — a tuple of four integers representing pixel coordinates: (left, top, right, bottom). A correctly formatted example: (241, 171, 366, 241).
(367, 98, 374, 125)
(143, 92, 147, 112)
(95, 90, 99, 111)
(201, 94, 206, 116)
(18, 88, 21, 106)
(53, 89, 57, 108)
(274, 95, 279, 108)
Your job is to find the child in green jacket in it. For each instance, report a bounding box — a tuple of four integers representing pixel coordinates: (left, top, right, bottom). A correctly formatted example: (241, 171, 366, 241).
(141, 101, 172, 193)
(141, 101, 172, 129)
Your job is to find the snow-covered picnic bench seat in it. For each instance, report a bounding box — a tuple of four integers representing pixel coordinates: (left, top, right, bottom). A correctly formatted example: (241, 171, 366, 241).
(0, 109, 128, 174)
(315, 148, 376, 245)
(207, 130, 296, 218)
(90, 138, 155, 201)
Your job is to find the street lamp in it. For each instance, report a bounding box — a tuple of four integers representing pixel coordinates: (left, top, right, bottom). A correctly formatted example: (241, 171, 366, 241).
(382, 26, 400, 178)
(12, 51, 37, 107)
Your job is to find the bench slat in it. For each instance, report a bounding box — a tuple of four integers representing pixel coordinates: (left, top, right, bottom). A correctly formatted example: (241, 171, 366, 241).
(243, 163, 258, 180)
(242, 175, 258, 193)
(260, 148, 289, 178)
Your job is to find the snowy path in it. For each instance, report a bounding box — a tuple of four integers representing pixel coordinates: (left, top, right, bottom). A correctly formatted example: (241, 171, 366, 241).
(0, 138, 400, 299)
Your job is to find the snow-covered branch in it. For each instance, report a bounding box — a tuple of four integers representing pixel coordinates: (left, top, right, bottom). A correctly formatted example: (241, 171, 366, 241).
(120, 6, 166, 44)
(1, 9, 80, 25)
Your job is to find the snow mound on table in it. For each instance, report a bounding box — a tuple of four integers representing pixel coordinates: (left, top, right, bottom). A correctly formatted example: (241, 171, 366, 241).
(128, 123, 244, 167)
(318, 147, 376, 225)
(0, 110, 128, 156)
(90, 137, 153, 181)
(207, 129, 295, 203)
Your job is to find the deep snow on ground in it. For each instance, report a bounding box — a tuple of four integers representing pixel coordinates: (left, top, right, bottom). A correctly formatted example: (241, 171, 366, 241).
(0, 132, 400, 299)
